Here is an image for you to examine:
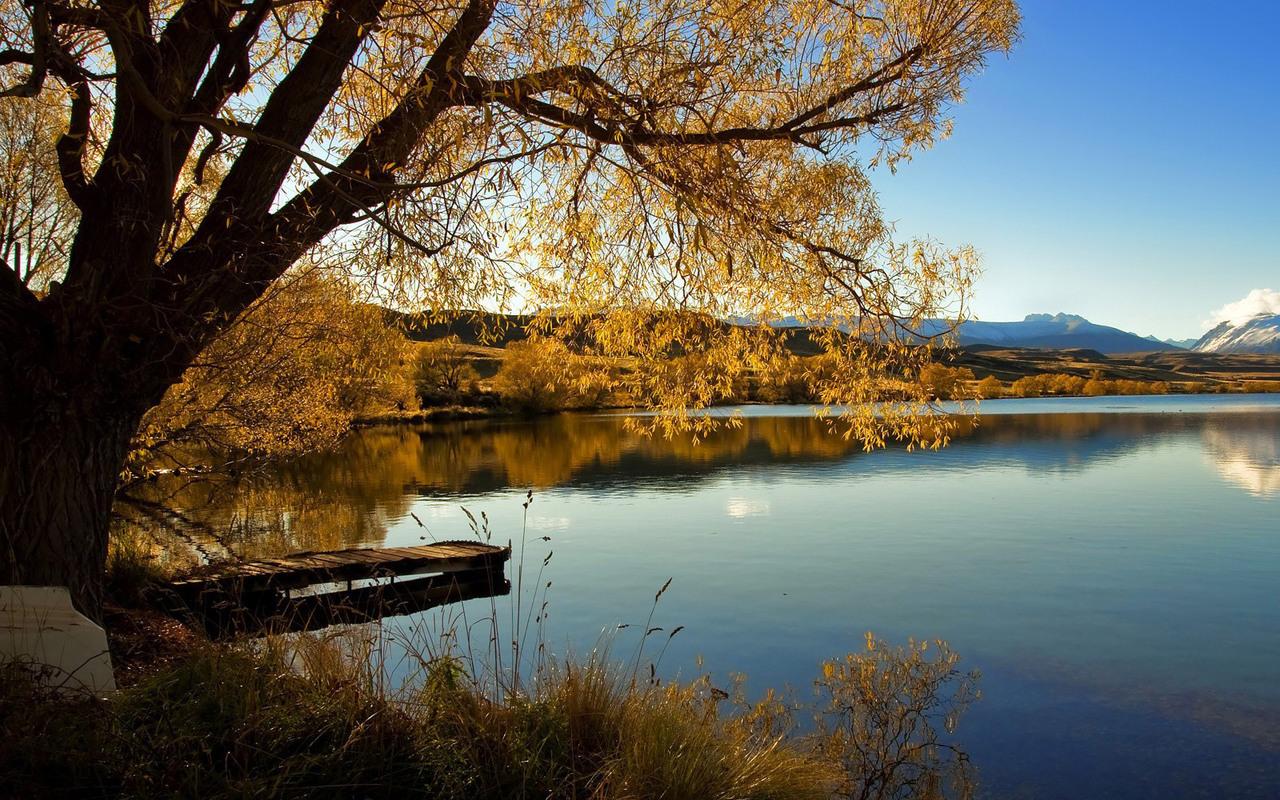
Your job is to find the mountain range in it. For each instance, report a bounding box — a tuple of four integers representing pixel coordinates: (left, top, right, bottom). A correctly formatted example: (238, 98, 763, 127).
(762, 312, 1185, 354)
(911, 312, 1280, 355)
(1149, 335, 1200, 349)
(918, 313, 1177, 354)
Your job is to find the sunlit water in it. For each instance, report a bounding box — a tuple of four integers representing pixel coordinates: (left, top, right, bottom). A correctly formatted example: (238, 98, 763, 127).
(139, 394, 1280, 798)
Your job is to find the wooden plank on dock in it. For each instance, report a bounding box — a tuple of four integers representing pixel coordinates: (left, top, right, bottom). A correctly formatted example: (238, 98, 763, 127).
(168, 540, 510, 597)
(190, 570, 512, 640)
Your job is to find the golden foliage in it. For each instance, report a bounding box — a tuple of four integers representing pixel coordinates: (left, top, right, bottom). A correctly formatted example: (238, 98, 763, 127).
(0, 94, 75, 290)
(974, 374, 1003, 399)
(413, 335, 480, 405)
(757, 353, 819, 404)
(3, 0, 1018, 448)
(492, 336, 616, 413)
(1007, 372, 1171, 399)
(918, 363, 975, 400)
(0, 0, 1027, 462)
(131, 272, 412, 472)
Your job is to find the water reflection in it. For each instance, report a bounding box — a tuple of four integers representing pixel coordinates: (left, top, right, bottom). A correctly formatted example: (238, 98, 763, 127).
(1202, 416, 1280, 496)
(124, 403, 1280, 559)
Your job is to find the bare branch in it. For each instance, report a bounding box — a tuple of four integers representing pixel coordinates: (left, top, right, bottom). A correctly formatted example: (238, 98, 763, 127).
(458, 69, 910, 150)
(187, 0, 274, 115)
(0, 1, 50, 98)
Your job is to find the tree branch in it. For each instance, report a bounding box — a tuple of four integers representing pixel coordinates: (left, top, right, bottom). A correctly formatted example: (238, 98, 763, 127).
(779, 45, 925, 132)
(457, 68, 910, 149)
(201, 0, 389, 221)
(261, 0, 499, 250)
(53, 55, 93, 207)
(158, 0, 242, 106)
(187, 0, 274, 115)
(0, 1, 50, 98)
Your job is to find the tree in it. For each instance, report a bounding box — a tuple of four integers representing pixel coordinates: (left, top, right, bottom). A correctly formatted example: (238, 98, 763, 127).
(757, 353, 816, 403)
(1048, 373, 1084, 396)
(1081, 378, 1109, 397)
(918, 363, 973, 400)
(1009, 375, 1045, 397)
(0, 0, 1019, 616)
(975, 374, 1002, 399)
(492, 336, 613, 412)
(413, 335, 479, 405)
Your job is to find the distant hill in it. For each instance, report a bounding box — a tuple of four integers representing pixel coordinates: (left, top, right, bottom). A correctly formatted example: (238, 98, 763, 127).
(386, 309, 537, 346)
(951, 346, 1280, 384)
(1193, 314, 1280, 354)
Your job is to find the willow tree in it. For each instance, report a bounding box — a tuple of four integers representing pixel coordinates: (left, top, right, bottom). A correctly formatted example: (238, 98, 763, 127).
(0, 0, 1018, 615)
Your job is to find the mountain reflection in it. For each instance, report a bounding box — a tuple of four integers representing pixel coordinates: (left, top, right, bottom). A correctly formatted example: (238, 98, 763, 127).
(122, 408, 1280, 559)
(1202, 417, 1280, 497)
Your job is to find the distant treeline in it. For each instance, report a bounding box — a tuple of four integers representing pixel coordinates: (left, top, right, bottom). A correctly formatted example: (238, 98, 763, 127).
(919, 364, 1280, 401)
(405, 334, 1280, 418)
(383, 311, 1280, 417)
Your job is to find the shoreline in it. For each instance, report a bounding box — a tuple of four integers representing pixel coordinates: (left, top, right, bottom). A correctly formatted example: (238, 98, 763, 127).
(353, 387, 1280, 428)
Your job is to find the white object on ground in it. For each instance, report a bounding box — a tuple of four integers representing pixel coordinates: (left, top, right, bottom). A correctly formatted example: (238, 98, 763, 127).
(1, 585, 116, 693)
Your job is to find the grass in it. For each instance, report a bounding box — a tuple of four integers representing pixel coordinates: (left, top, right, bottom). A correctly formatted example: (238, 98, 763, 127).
(1, 631, 978, 800)
(103, 529, 175, 608)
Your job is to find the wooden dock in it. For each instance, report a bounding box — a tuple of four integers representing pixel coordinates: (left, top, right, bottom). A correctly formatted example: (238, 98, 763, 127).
(164, 541, 510, 638)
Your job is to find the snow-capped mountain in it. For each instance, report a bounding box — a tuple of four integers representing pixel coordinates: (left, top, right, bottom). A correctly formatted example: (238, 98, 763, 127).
(1192, 314, 1280, 353)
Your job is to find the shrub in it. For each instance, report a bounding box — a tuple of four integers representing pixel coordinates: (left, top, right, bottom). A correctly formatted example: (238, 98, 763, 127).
(414, 335, 481, 405)
(813, 635, 980, 800)
(2, 633, 981, 800)
(918, 364, 975, 401)
(975, 375, 1003, 399)
(758, 355, 816, 403)
(493, 337, 616, 413)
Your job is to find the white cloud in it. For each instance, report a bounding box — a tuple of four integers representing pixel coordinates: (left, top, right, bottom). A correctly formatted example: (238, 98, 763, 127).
(1204, 288, 1280, 328)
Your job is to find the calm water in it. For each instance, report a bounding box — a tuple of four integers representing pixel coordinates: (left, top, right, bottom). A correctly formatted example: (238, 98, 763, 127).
(141, 394, 1280, 798)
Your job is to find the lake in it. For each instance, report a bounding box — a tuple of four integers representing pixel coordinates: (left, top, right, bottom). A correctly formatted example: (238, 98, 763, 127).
(136, 394, 1280, 798)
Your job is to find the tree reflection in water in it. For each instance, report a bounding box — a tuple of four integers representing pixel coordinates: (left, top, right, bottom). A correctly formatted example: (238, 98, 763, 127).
(118, 408, 1280, 561)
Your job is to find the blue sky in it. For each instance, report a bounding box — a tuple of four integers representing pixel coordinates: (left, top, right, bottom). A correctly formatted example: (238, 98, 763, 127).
(871, 0, 1279, 340)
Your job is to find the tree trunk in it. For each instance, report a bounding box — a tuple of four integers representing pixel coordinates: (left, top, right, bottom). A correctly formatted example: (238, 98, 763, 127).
(0, 400, 139, 622)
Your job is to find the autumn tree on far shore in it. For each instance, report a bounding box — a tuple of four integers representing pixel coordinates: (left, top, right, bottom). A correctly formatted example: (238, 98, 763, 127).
(918, 363, 974, 401)
(413, 335, 479, 405)
(975, 374, 1003, 399)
